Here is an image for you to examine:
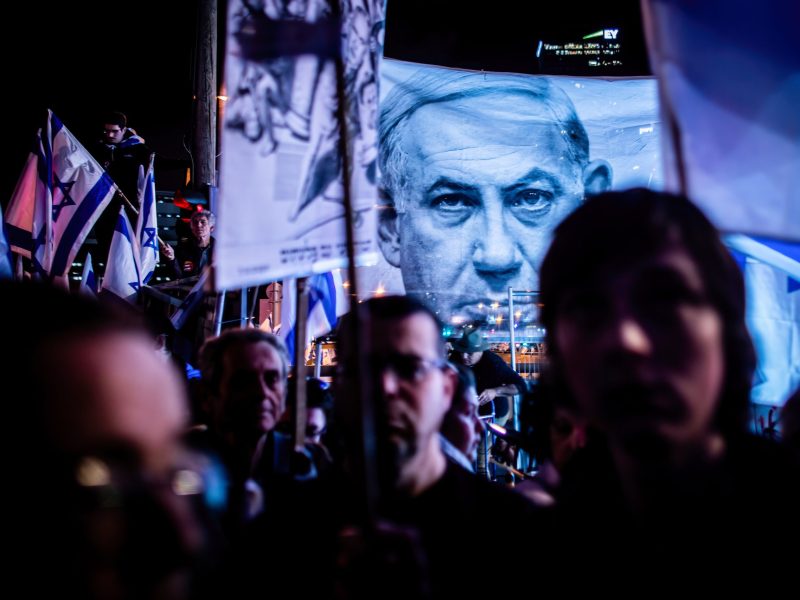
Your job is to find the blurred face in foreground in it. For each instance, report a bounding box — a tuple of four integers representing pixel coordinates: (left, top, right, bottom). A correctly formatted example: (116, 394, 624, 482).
(553, 245, 725, 452)
(45, 330, 206, 599)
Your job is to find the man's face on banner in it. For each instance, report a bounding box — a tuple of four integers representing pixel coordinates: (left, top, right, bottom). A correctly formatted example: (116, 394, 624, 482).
(379, 92, 611, 327)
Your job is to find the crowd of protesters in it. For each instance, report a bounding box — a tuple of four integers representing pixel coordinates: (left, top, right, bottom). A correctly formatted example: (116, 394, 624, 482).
(4, 188, 800, 598)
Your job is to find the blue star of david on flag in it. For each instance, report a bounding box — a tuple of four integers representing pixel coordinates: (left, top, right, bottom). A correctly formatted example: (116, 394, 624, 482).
(143, 227, 157, 252)
(135, 156, 158, 284)
(100, 207, 142, 301)
(51, 176, 76, 222)
(4, 110, 118, 279)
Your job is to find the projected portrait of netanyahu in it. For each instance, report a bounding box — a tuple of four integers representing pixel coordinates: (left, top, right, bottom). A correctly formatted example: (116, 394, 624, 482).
(376, 64, 616, 329)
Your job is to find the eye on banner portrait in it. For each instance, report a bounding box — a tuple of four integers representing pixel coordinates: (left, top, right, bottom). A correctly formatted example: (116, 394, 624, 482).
(359, 58, 663, 338)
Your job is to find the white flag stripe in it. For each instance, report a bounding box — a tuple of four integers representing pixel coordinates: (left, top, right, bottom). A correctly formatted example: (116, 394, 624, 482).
(280, 270, 348, 361)
(5, 111, 118, 278)
(135, 155, 159, 284)
(100, 207, 141, 301)
(725, 234, 800, 282)
(643, 0, 800, 240)
(4, 151, 39, 257)
(79, 252, 97, 297)
(170, 269, 210, 330)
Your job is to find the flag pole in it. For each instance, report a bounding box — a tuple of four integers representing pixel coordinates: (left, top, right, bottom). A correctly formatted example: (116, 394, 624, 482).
(332, 16, 379, 525)
(115, 153, 171, 248)
(292, 277, 310, 452)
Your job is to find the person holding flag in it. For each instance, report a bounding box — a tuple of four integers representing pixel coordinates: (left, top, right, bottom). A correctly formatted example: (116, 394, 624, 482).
(5, 110, 118, 282)
(90, 110, 151, 262)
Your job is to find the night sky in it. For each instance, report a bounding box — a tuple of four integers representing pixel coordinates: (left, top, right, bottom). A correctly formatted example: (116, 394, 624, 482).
(2, 0, 647, 206)
(3, 1, 198, 200)
(384, 1, 650, 76)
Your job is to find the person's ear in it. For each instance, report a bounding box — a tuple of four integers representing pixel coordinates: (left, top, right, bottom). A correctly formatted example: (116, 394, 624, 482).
(582, 159, 613, 196)
(377, 193, 401, 268)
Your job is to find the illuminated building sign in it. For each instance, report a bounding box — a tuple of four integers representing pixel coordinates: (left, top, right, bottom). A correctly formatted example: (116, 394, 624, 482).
(536, 27, 624, 72)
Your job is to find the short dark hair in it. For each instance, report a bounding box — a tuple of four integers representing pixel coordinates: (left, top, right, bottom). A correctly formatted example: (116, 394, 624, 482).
(338, 295, 447, 360)
(781, 387, 800, 451)
(199, 328, 290, 395)
(102, 110, 127, 128)
(539, 188, 755, 436)
(287, 377, 334, 411)
(0, 280, 147, 453)
(1, 280, 144, 376)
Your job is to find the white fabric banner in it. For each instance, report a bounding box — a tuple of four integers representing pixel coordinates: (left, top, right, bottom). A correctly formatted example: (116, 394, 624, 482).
(216, 0, 385, 290)
(643, 0, 800, 240)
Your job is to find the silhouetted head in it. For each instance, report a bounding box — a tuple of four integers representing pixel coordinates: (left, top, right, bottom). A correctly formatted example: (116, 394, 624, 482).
(540, 188, 754, 450)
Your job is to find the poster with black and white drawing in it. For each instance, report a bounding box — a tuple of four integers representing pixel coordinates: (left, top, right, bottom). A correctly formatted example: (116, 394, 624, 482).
(216, 0, 385, 290)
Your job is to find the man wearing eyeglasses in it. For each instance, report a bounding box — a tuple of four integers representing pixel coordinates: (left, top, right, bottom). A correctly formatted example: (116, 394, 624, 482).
(343, 296, 457, 496)
(2, 280, 218, 599)
(90, 110, 152, 260)
(241, 295, 540, 598)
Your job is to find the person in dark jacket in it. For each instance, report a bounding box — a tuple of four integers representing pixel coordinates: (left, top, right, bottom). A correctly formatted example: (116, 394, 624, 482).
(161, 210, 216, 279)
(234, 296, 542, 598)
(538, 188, 800, 587)
(450, 327, 526, 422)
(90, 110, 152, 261)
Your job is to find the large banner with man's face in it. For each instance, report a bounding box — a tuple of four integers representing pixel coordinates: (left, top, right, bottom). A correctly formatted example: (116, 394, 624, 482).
(360, 59, 662, 338)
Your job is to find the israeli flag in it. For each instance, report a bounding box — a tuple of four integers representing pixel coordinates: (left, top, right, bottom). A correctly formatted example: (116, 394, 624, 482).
(726, 235, 800, 406)
(136, 155, 158, 284)
(100, 207, 141, 302)
(170, 268, 210, 330)
(4, 110, 117, 278)
(79, 252, 97, 297)
(280, 270, 348, 362)
(643, 0, 800, 240)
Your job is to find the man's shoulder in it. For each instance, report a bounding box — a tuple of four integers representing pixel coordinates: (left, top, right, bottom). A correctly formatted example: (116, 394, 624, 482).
(127, 143, 152, 159)
(118, 135, 151, 158)
(481, 350, 507, 365)
(479, 350, 518, 374)
(90, 141, 112, 159)
(440, 462, 540, 517)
